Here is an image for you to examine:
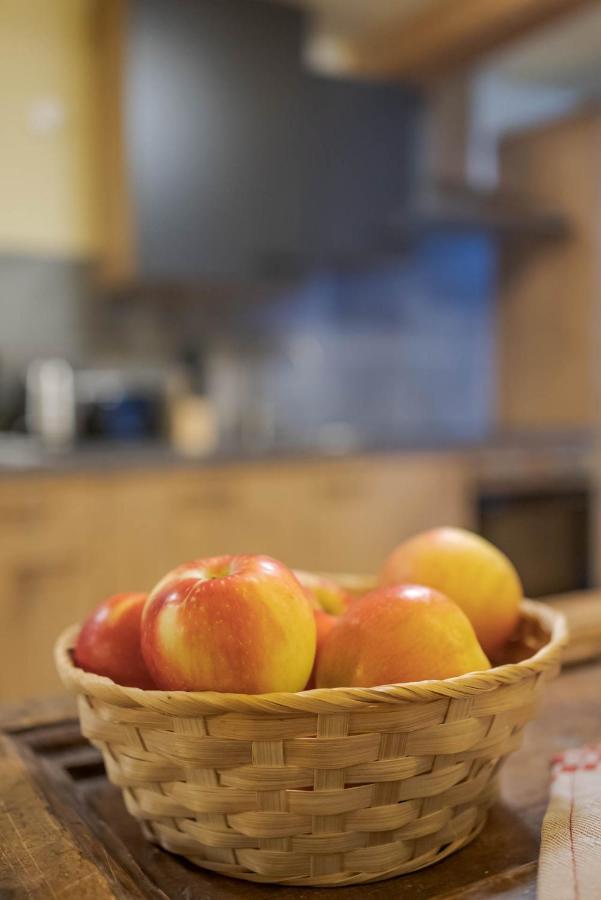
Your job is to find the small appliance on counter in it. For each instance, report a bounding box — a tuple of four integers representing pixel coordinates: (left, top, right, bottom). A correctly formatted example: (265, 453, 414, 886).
(0, 360, 25, 434)
(25, 358, 77, 450)
(165, 346, 218, 458)
(75, 367, 165, 443)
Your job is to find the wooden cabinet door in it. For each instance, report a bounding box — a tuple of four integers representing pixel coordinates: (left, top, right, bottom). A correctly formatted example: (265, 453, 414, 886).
(0, 550, 91, 700)
(162, 469, 251, 566)
(162, 455, 471, 578)
(162, 463, 323, 572)
(85, 473, 175, 599)
(0, 476, 91, 559)
(0, 475, 95, 700)
(310, 455, 471, 575)
(231, 464, 322, 570)
(306, 460, 376, 574)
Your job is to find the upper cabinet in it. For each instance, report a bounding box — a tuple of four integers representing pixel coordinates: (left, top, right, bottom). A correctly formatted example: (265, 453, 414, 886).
(0, 0, 100, 258)
(126, 0, 307, 282)
(98, 0, 418, 284)
(301, 76, 417, 266)
(1, 0, 586, 266)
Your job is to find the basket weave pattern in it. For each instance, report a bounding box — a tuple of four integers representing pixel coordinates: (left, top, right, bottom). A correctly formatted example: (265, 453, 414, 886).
(56, 600, 566, 886)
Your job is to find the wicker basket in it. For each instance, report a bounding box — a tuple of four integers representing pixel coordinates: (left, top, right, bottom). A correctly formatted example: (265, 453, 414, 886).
(55, 585, 566, 888)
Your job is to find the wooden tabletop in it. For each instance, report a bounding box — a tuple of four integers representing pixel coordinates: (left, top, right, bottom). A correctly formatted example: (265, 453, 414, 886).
(1, 660, 600, 900)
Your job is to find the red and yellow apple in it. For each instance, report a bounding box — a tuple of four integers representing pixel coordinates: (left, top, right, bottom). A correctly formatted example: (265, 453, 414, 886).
(74, 592, 155, 689)
(306, 608, 337, 689)
(316, 584, 490, 688)
(141, 554, 316, 693)
(380, 527, 522, 658)
(295, 571, 353, 615)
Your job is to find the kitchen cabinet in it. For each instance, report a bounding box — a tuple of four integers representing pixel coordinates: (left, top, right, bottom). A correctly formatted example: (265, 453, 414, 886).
(0, 453, 470, 700)
(237, 464, 329, 568)
(302, 77, 416, 263)
(0, 553, 90, 700)
(163, 464, 323, 569)
(98, 0, 417, 283)
(126, 0, 306, 281)
(0, 478, 94, 699)
(498, 109, 601, 430)
(85, 473, 176, 598)
(161, 456, 473, 575)
(0, 0, 100, 257)
(161, 468, 259, 564)
(309, 455, 472, 573)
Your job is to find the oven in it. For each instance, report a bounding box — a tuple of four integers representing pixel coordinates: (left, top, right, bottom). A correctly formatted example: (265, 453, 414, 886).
(477, 480, 592, 598)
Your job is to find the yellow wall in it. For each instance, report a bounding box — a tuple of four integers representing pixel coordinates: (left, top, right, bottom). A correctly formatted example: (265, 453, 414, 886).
(0, 0, 100, 256)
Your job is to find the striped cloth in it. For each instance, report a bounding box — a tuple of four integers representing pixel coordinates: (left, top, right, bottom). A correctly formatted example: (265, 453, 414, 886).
(538, 744, 601, 900)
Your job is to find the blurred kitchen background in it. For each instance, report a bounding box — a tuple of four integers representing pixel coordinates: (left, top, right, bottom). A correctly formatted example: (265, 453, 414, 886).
(2, 0, 601, 698)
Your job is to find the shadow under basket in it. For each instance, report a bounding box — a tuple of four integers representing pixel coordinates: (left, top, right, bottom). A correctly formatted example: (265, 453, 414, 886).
(55, 594, 566, 887)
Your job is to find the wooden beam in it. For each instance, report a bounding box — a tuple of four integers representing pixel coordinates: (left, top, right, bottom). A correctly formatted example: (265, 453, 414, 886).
(94, 0, 136, 284)
(309, 0, 598, 81)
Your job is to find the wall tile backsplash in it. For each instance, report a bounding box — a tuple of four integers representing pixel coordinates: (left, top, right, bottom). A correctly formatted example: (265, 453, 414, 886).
(0, 255, 95, 368)
(240, 233, 497, 447)
(0, 231, 496, 448)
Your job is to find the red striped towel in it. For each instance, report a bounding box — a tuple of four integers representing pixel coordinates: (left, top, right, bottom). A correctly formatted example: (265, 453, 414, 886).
(538, 744, 601, 900)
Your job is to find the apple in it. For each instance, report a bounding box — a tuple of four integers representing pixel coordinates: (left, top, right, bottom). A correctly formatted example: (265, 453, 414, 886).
(379, 527, 522, 658)
(295, 571, 353, 615)
(305, 608, 337, 689)
(141, 554, 316, 693)
(74, 592, 155, 689)
(316, 584, 490, 688)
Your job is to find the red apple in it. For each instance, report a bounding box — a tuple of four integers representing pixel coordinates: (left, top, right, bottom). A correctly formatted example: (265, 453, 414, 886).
(74, 592, 155, 689)
(141, 554, 316, 693)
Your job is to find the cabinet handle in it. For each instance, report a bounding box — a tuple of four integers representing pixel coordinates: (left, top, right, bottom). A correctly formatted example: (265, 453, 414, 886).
(0, 503, 47, 525)
(319, 481, 365, 502)
(176, 490, 239, 510)
(14, 560, 81, 583)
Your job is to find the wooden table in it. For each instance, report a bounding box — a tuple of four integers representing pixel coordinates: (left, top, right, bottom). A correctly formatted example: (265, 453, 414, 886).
(1, 660, 600, 899)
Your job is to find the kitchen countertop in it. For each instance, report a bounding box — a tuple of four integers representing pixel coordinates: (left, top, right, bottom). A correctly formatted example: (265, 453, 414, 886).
(2, 654, 600, 898)
(0, 430, 595, 477)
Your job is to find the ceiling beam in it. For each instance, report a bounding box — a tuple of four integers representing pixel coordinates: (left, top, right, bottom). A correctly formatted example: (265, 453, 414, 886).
(305, 0, 599, 81)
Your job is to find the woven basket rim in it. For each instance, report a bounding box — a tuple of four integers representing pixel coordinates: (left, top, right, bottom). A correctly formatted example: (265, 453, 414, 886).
(55, 598, 567, 715)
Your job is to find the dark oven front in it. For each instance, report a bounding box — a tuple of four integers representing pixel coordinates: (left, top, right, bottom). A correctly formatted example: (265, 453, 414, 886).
(477, 480, 592, 598)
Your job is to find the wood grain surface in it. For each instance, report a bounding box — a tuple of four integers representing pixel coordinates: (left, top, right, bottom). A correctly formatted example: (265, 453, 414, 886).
(0, 734, 130, 898)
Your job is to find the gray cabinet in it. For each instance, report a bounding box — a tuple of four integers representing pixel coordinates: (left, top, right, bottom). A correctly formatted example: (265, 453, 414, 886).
(126, 0, 418, 281)
(303, 77, 418, 264)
